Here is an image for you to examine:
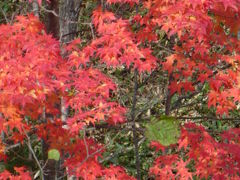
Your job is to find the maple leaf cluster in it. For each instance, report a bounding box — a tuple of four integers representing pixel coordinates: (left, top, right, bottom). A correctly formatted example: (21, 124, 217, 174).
(1, 0, 240, 179)
(0, 167, 31, 180)
(0, 14, 64, 135)
(150, 123, 240, 179)
(78, 7, 157, 73)
(0, 14, 132, 179)
(137, 1, 240, 179)
(138, 0, 240, 115)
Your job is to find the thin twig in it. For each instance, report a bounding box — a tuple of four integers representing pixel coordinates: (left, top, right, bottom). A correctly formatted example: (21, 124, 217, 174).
(176, 116, 240, 121)
(76, 129, 123, 169)
(165, 74, 173, 115)
(4, 143, 21, 152)
(83, 129, 89, 157)
(171, 88, 202, 111)
(40, 5, 59, 17)
(0, 7, 9, 23)
(23, 128, 45, 180)
(158, 44, 175, 54)
(89, 22, 95, 39)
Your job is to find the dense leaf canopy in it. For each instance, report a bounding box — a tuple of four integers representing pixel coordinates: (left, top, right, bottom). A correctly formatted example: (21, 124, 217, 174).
(0, 0, 239, 179)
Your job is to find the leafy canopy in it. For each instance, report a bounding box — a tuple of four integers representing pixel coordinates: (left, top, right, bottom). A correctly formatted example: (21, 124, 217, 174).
(0, 0, 240, 179)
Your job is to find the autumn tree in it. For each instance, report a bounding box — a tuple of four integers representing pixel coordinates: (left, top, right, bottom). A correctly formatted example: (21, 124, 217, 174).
(0, 0, 240, 179)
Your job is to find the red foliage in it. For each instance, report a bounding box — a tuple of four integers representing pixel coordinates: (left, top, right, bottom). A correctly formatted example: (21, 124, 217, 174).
(139, 0, 240, 115)
(1, 0, 240, 179)
(142, 1, 240, 177)
(0, 167, 31, 180)
(150, 123, 240, 179)
(0, 14, 132, 179)
(90, 7, 157, 72)
(0, 14, 64, 135)
(103, 165, 136, 180)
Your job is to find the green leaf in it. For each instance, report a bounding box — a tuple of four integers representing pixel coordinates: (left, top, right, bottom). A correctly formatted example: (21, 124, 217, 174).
(48, 149, 60, 161)
(145, 116, 180, 146)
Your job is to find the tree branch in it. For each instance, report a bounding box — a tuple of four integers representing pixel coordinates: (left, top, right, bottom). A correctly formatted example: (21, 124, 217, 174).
(24, 129, 44, 180)
(165, 74, 173, 115)
(176, 116, 240, 121)
(131, 69, 141, 180)
(0, 7, 9, 23)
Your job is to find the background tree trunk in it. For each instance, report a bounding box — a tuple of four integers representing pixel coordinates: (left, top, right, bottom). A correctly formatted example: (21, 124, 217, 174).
(45, 0, 59, 39)
(32, 0, 39, 17)
(59, 0, 82, 43)
(42, 1, 82, 179)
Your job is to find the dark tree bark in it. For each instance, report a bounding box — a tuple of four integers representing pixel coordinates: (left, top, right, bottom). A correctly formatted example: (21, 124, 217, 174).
(58, 2, 82, 179)
(59, 0, 82, 43)
(42, 1, 82, 179)
(45, 0, 59, 39)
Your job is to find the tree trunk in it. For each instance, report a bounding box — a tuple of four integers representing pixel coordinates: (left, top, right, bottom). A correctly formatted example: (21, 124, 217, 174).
(45, 0, 59, 39)
(59, 0, 82, 43)
(41, 1, 82, 179)
(32, 0, 39, 17)
(59, 1, 82, 179)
